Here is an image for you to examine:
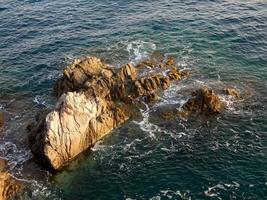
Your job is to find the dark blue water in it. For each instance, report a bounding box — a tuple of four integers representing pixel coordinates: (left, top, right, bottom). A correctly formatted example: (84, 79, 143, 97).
(0, 0, 267, 199)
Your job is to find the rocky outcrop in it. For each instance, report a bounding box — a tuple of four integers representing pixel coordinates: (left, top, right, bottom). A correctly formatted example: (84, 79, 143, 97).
(183, 87, 222, 115)
(0, 159, 24, 200)
(29, 56, 188, 170)
(0, 172, 23, 200)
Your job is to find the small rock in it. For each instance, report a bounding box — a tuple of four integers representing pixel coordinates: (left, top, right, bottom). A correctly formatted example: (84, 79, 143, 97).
(135, 60, 157, 68)
(224, 87, 240, 99)
(144, 93, 158, 104)
(183, 87, 222, 114)
(168, 68, 181, 80)
(180, 70, 190, 77)
(168, 68, 190, 81)
(160, 110, 177, 120)
(165, 56, 176, 66)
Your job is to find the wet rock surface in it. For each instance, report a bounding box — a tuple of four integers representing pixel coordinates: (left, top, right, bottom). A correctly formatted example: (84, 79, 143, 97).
(0, 150, 24, 199)
(183, 87, 222, 115)
(0, 113, 3, 129)
(167, 67, 190, 81)
(0, 172, 23, 200)
(29, 56, 188, 170)
(0, 159, 7, 173)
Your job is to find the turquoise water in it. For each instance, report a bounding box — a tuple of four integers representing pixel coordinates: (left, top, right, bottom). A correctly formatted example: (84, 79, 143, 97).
(0, 0, 267, 199)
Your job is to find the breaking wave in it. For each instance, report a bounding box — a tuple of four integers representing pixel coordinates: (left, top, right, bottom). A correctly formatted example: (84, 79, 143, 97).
(126, 40, 156, 62)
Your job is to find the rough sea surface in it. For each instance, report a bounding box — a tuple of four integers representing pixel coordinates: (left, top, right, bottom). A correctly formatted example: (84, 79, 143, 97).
(0, 0, 267, 199)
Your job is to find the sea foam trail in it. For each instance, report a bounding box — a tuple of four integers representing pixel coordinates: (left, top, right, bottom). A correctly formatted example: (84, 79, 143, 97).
(133, 103, 163, 139)
(126, 40, 156, 62)
(0, 141, 32, 175)
(33, 95, 49, 107)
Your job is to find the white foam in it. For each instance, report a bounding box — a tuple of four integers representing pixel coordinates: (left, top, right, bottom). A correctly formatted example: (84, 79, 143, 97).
(123, 138, 142, 152)
(218, 95, 235, 111)
(33, 95, 51, 108)
(0, 141, 32, 174)
(133, 103, 160, 139)
(91, 140, 106, 152)
(159, 189, 192, 200)
(156, 84, 187, 107)
(29, 180, 61, 200)
(126, 40, 156, 62)
(225, 181, 240, 188)
(204, 181, 240, 199)
(0, 142, 55, 199)
(177, 61, 189, 68)
(204, 183, 224, 199)
(46, 70, 61, 80)
(149, 196, 161, 200)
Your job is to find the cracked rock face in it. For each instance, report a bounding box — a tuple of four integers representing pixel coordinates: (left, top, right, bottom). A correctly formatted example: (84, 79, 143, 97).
(28, 56, 188, 170)
(0, 172, 23, 200)
(29, 92, 128, 169)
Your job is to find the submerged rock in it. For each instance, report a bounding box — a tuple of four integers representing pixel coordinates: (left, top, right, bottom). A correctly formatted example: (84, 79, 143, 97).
(0, 172, 23, 200)
(160, 109, 178, 120)
(29, 56, 187, 170)
(183, 87, 222, 115)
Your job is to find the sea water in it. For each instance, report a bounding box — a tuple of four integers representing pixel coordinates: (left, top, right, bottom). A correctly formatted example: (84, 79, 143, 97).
(0, 0, 266, 199)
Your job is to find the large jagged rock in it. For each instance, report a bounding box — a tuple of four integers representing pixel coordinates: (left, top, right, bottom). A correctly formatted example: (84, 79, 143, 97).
(0, 172, 23, 200)
(29, 56, 187, 170)
(29, 92, 128, 169)
(183, 87, 222, 114)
